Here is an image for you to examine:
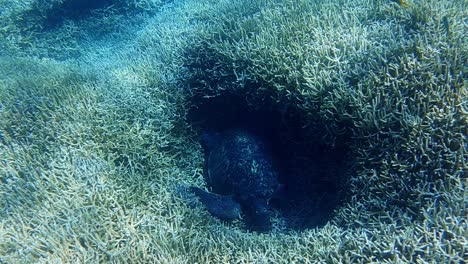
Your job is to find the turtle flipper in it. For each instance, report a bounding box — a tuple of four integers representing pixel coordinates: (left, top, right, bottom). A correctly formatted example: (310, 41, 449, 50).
(189, 187, 241, 221)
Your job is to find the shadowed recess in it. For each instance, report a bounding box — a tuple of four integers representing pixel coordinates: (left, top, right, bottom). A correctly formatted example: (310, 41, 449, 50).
(44, 0, 120, 28)
(188, 92, 351, 230)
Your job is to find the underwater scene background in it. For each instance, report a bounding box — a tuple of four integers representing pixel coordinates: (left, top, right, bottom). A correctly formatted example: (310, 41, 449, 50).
(0, 0, 466, 262)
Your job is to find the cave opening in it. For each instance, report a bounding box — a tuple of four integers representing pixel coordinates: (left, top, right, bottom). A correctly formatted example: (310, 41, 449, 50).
(188, 91, 352, 230)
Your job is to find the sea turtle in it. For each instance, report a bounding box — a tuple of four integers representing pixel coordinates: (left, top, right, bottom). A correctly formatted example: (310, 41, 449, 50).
(188, 129, 281, 231)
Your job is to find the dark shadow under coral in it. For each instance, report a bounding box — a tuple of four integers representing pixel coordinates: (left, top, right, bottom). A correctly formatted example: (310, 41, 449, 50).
(188, 91, 351, 231)
(44, 0, 120, 29)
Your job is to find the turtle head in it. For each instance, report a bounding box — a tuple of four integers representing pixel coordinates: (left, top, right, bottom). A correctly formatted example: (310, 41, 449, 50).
(200, 131, 222, 151)
(246, 199, 272, 232)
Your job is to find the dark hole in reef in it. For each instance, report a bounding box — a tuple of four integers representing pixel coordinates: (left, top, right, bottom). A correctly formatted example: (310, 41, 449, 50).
(44, 0, 119, 28)
(188, 92, 350, 230)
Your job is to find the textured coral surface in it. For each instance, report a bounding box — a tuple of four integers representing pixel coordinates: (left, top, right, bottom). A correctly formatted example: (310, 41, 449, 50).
(0, 0, 466, 262)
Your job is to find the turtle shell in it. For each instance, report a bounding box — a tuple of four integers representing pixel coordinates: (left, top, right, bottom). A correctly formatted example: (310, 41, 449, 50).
(202, 129, 279, 206)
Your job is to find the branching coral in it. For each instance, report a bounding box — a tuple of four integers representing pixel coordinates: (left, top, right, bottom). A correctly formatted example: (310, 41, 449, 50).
(0, 0, 466, 262)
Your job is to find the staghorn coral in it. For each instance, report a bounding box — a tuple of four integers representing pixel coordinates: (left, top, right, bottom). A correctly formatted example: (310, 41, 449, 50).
(0, 0, 466, 263)
(184, 0, 467, 261)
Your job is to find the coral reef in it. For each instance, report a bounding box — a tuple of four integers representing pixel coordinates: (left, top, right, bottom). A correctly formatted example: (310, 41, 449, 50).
(185, 0, 467, 261)
(0, 0, 466, 262)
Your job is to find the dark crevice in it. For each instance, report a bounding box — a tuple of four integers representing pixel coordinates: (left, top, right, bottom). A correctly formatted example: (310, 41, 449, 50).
(188, 91, 352, 230)
(44, 0, 120, 29)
